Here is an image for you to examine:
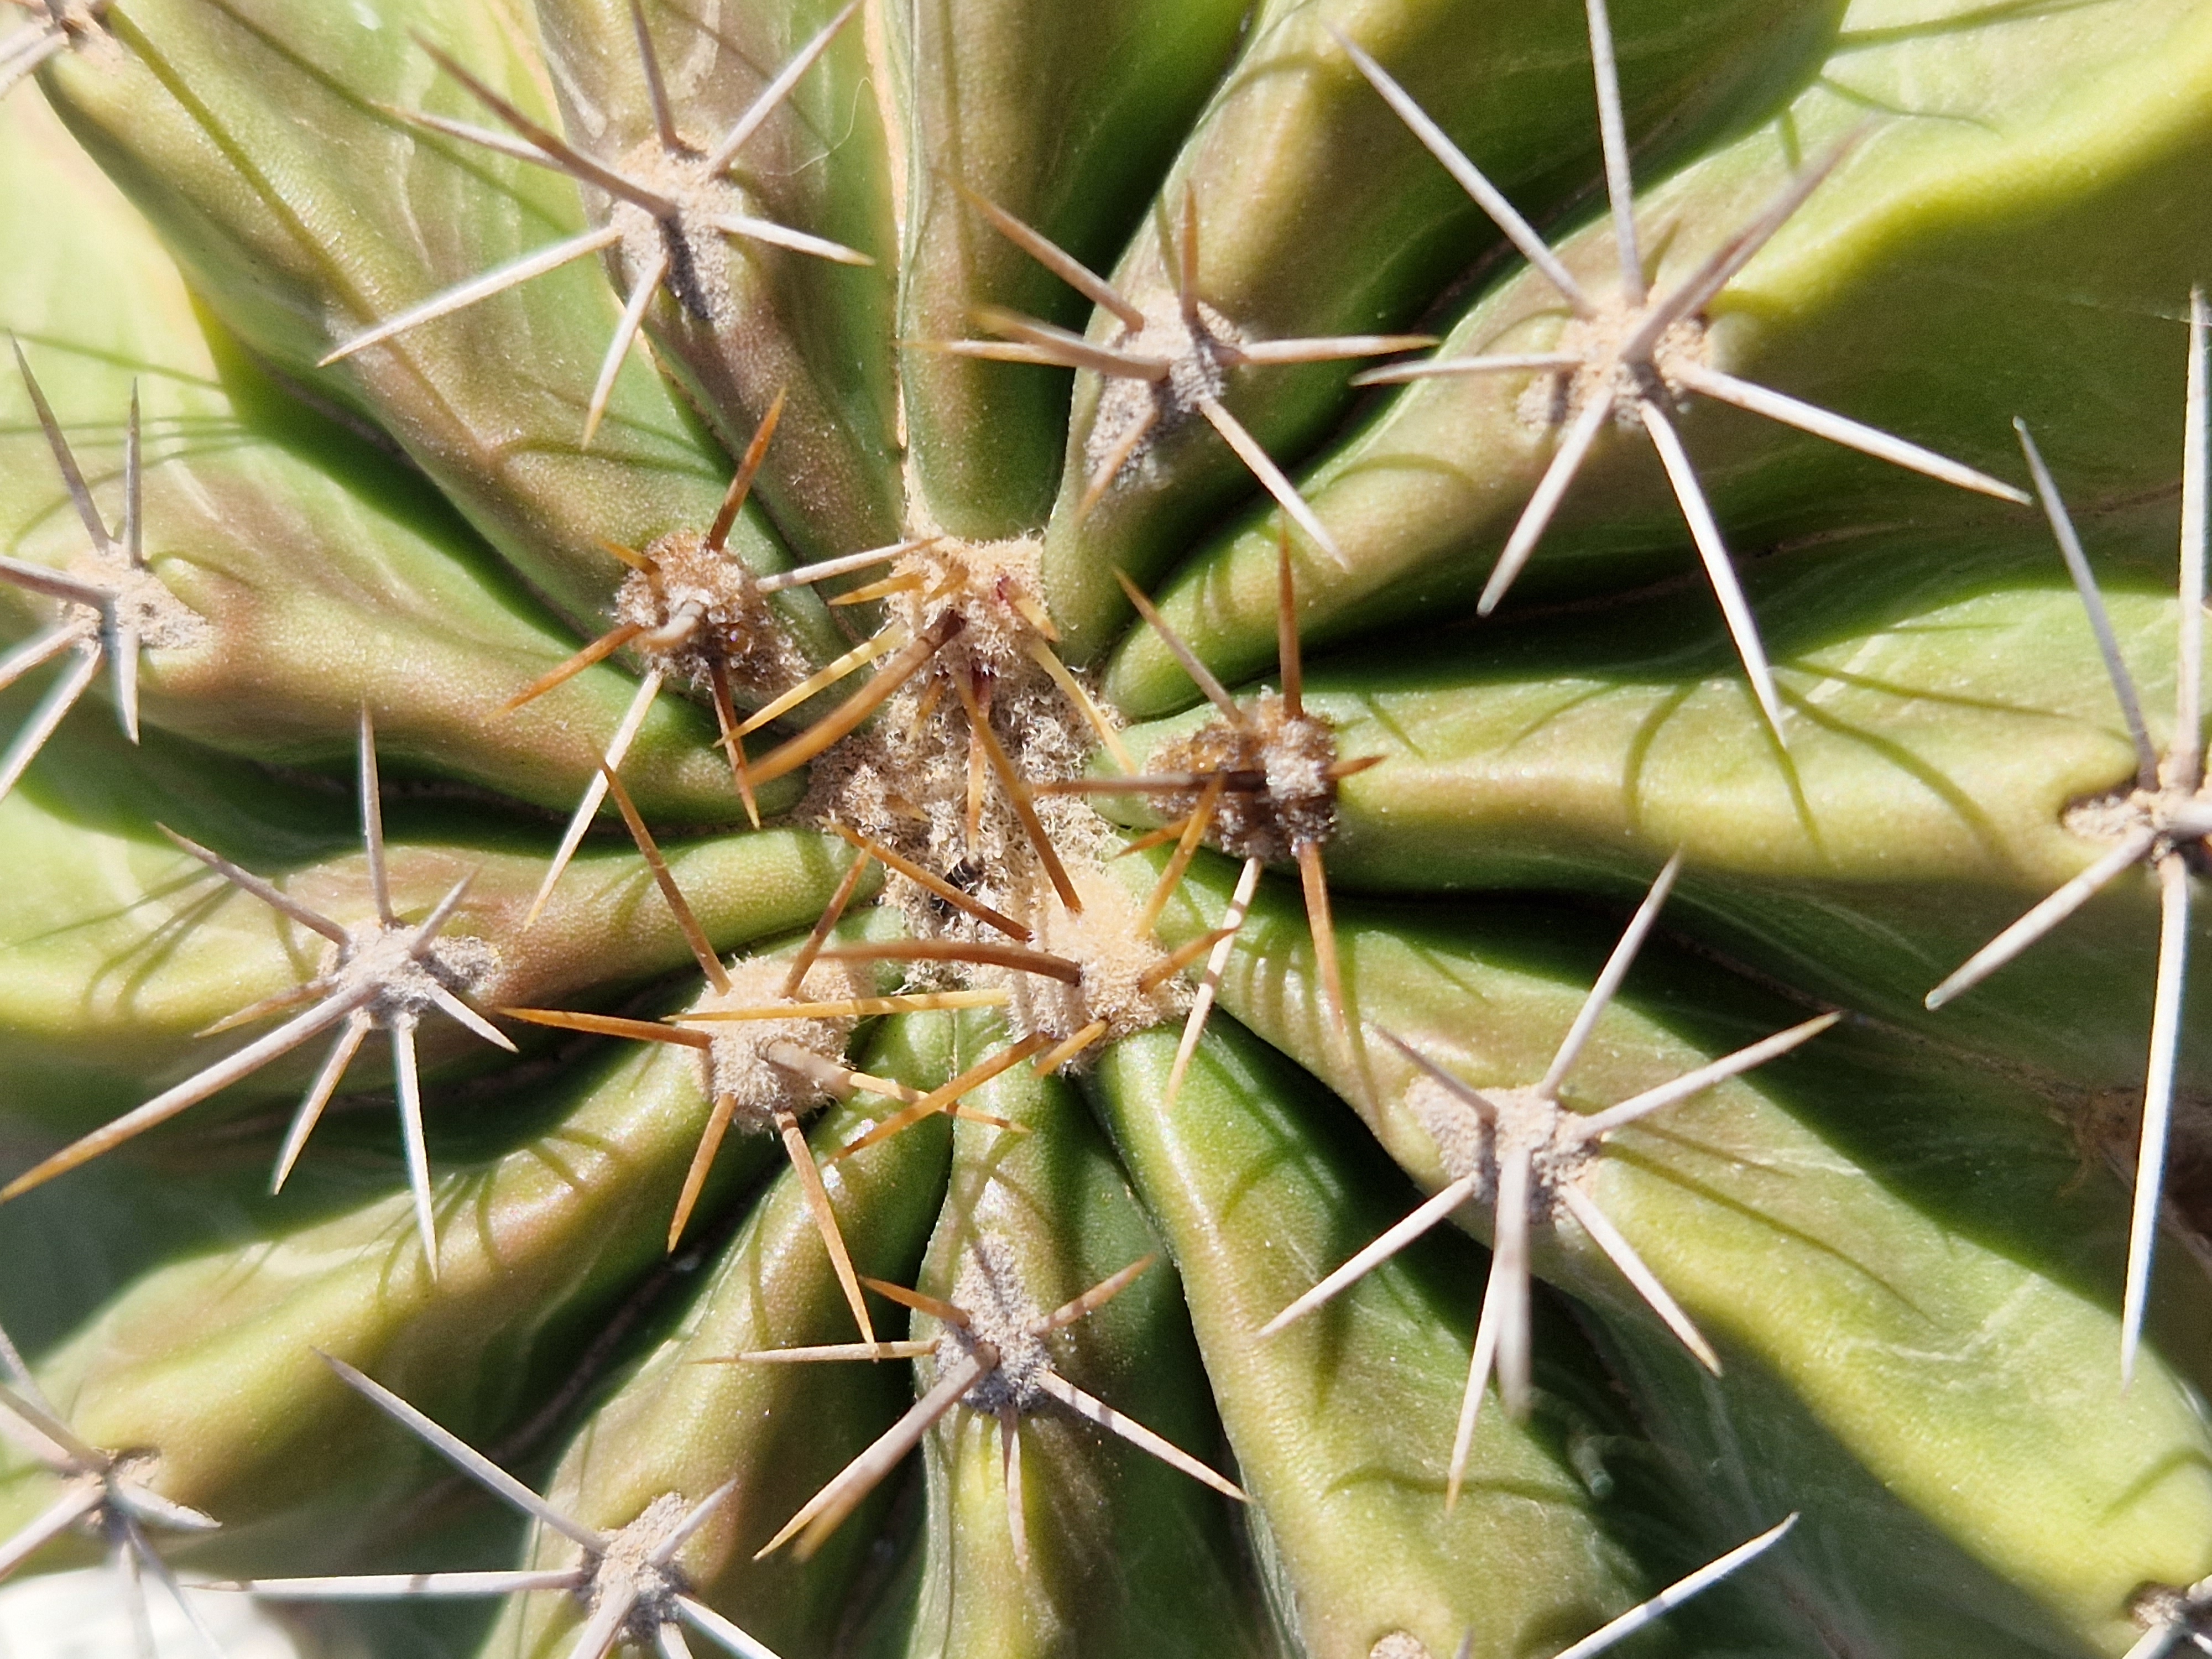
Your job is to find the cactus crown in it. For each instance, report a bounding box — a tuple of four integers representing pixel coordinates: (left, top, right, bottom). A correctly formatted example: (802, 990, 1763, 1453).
(2, 0, 2212, 1656)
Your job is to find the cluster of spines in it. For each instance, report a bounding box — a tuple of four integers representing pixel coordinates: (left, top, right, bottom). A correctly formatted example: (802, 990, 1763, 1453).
(0, 0, 2205, 1652)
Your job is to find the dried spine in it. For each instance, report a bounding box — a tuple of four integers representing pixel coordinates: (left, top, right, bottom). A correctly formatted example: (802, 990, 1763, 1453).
(1338, 4, 2028, 742)
(917, 186, 1433, 562)
(0, 711, 510, 1274)
(227, 1355, 773, 1659)
(737, 1240, 1245, 1571)
(1924, 293, 2212, 1385)
(0, 1314, 221, 1658)
(1, 343, 205, 800)
(1261, 854, 1836, 1507)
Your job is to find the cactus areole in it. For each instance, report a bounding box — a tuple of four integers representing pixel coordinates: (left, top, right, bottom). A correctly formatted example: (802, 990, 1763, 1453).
(2, 1, 2211, 1656)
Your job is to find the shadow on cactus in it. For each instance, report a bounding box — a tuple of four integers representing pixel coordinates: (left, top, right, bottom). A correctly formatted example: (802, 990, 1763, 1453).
(2, 1, 2211, 1657)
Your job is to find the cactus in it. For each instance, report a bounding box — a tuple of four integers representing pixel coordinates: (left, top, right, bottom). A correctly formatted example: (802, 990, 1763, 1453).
(2, 1, 2211, 1656)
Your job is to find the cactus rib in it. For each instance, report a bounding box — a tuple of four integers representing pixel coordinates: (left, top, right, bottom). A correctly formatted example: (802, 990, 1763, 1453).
(3, 2, 2212, 1653)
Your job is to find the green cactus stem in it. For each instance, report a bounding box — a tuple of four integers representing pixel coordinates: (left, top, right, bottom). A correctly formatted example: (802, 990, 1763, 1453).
(5, 1, 2212, 1655)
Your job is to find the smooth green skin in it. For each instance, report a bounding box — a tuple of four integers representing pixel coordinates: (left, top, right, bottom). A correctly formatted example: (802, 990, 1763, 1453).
(0, 91, 764, 822)
(535, 0, 904, 564)
(7, 2, 2210, 1650)
(0, 1015, 773, 1571)
(1114, 513, 2212, 1096)
(1044, 0, 1845, 660)
(1089, 1020, 1753, 1659)
(890, 0, 1250, 539)
(36, 0, 818, 646)
(1129, 853, 2212, 1656)
(0, 709, 848, 1126)
(1578, 1315, 2135, 1659)
(1107, 0, 2212, 711)
(864, 1013, 1265, 1659)
(485, 1024, 956, 1659)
